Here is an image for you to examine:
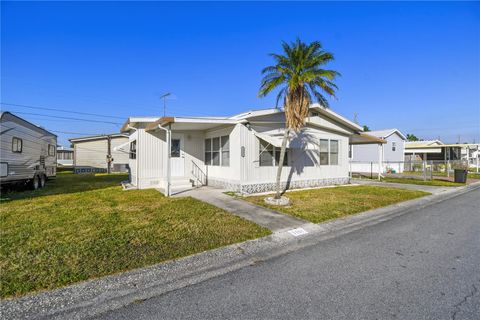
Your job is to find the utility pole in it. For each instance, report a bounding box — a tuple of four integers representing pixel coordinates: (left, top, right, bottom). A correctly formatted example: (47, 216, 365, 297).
(107, 135, 112, 174)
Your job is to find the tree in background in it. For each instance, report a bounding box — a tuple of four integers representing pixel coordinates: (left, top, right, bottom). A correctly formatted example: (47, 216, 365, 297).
(406, 133, 419, 141)
(363, 125, 370, 132)
(258, 39, 339, 200)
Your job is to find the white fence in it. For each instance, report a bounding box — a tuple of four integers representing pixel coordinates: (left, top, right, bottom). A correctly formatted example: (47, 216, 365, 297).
(350, 160, 470, 180)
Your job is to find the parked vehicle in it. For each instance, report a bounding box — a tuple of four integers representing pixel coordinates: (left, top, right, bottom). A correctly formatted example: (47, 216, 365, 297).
(0, 112, 57, 190)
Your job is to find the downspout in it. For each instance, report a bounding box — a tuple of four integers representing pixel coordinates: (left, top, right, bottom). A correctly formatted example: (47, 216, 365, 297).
(126, 125, 139, 188)
(155, 124, 171, 197)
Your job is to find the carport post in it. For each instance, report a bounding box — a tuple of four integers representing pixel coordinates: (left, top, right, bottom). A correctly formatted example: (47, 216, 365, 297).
(477, 145, 479, 173)
(423, 153, 427, 181)
(377, 143, 383, 180)
(166, 124, 172, 197)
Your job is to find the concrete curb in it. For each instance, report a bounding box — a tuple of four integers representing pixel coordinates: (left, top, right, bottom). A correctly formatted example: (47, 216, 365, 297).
(2, 182, 479, 320)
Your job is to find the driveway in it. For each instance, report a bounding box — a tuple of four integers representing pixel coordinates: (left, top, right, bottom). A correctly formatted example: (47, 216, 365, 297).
(96, 187, 480, 320)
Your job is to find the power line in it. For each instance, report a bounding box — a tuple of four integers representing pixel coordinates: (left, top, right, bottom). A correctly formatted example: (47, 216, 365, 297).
(50, 130, 108, 136)
(8, 111, 123, 125)
(1, 102, 128, 119)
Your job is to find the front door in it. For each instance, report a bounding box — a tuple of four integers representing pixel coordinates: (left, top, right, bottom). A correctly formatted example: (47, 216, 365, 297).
(171, 134, 185, 176)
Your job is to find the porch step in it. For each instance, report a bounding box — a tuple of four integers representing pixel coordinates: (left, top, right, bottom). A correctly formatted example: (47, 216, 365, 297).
(121, 180, 136, 190)
(170, 177, 194, 195)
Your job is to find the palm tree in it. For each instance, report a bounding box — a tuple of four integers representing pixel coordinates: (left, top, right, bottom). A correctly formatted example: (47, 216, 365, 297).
(258, 39, 339, 200)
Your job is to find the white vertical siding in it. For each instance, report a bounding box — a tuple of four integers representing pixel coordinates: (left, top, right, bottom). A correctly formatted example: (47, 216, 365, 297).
(73, 136, 128, 170)
(137, 129, 166, 189)
(241, 123, 350, 184)
(204, 125, 242, 182)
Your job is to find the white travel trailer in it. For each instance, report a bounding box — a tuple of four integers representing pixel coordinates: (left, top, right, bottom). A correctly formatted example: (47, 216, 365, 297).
(0, 112, 57, 189)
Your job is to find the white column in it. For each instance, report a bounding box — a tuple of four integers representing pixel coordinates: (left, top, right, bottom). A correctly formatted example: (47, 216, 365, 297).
(423, 152, 427, 181)
(378, 143, 383, 180)
(476, 144, 479, 173)
(166, 125, 172, 197)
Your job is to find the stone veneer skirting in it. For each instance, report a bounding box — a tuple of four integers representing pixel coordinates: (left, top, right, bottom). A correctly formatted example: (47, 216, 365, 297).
(207, 177, 350, 195)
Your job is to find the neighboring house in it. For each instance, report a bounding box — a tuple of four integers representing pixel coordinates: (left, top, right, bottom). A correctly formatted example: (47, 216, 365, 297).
(69, 134, 129, 174)
(404, 140, 459, 161)
(56, 146, 74, 167)
(349, 128, 406, 174)
(404, 140, 479, 168)
(0, 111, 57, 189)
(120, 104, 363, 195)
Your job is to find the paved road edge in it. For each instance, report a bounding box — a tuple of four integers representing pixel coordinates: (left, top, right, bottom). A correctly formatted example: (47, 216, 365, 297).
(2, 182, 479, 320)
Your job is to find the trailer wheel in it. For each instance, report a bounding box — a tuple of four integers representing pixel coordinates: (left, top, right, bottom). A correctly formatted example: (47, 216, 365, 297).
(29, 175, 40, 190)
(39, 174, 46, 188)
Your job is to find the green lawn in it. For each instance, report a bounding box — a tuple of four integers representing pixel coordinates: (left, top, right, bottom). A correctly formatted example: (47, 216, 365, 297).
(382, 177, 465, 187)
(245, 186, 429, 224)
(0, 173, 270, 298)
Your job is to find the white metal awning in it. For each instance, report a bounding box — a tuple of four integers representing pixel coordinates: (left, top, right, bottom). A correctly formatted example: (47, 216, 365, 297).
(254, 132, 290, 148)
(113, 140, 130, 153)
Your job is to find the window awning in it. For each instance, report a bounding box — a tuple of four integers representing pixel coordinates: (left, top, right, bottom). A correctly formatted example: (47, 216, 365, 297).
(254, 132, 291, 148)
(113, 140, 131, 153)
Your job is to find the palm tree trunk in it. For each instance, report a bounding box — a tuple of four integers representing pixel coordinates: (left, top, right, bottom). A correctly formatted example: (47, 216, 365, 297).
(275, 128, 290, 199)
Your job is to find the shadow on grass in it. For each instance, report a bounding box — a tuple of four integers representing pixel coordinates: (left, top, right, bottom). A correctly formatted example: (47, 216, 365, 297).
(0, 172, 129, 202)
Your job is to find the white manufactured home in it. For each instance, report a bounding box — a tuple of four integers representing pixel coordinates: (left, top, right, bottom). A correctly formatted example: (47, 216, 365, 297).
(69, 134, 130, 174)
(350, 128, 406, 174)
(56, 146, 74, 168)
(0, 112, 57, 189)
(120, 104, 363, 195)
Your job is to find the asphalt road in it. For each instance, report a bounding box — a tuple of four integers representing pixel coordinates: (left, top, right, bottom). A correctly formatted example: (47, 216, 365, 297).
(96, 189, 480, 320)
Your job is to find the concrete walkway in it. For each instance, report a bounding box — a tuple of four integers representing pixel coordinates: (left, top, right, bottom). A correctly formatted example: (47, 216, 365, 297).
(178, 187, 312, 232)
(353, 178, 458, 194)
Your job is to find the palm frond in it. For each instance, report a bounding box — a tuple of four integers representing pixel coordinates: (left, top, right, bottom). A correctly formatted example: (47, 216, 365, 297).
(259, 39, 339, 127)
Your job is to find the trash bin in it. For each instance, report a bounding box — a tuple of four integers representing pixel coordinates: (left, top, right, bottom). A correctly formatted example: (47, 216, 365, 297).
(454, 169, 467, 183)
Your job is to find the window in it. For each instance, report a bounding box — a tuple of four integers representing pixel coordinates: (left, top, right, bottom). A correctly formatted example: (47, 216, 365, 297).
(259, 140, 274, 166)
(171, 139, 181, 157)
(212, 137, 220, 165)
(320, 139, 329, 165)
(320, 139, 339, 165)
(129, 140, 136, 159)
(259, 140, 288, 166)
(392, 142, 396, 151)
(274, 148, 288, 166)
(204, 135, 230, 166)
(330, 140, 339, 165)
(65, 152, 73, 160)
(221, 136, 230, 166)
(12, 137, 22, 153)
(48, 144, 56, 156)
(204, 139, 211, 165)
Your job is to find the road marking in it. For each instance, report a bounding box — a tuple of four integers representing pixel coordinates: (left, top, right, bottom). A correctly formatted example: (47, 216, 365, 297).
(288, 228, 308, 237)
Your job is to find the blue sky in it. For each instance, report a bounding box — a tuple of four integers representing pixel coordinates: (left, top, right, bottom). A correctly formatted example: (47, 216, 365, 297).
(2, 1, 479, 146)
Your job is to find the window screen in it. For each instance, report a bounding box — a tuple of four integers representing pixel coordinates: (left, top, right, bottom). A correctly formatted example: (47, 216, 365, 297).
(221, 135, 230, 167)
(330, 140, 339, 165)
(320, 139, 329, 165)
(129, 140, 137, 159)
(259, 140, 274, 166)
